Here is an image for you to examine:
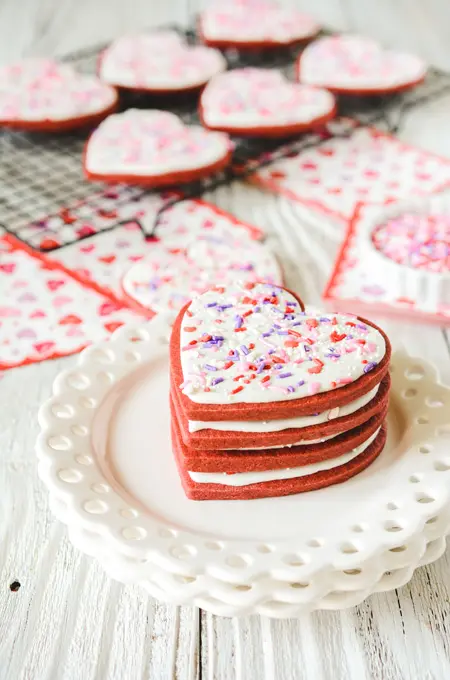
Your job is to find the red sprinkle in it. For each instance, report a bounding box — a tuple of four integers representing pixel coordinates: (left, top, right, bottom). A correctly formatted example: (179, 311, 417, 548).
(288, 329, 302, 338)
(241, 296, 253, 304)
(248, 343, 255, 349)
(186, 310, 193, 318)
(330, 331, 347, 342)
(306, 318, 319, 328)
(271, 355, 285, 363)
(188, 340, 197, 346)
(215, 319, 223, 324)
(243, 380, 250, 384)
(356, 339, 366, 345)
(331, 381, 337, 388)
(244, 282, 255, 290)
(305, 338, 315, 345)
(261, 376, 271, 383)
(201, 334, 212, 341)
(224, 361, 234, 369)
(250, 374, 256, 380)
(231, 386, 244, 395)
(234, 327, 247, 332)
(204, 387, 211, 392)
(331, 317, 338, 325)
(243, 310, 253, 317)
(346, 322, 356, 327)
(308, 359, 324, 375)
(285, 307, 294, 313)
(183, 326, 197, 332)
(248, 364, 258, 371)
(284, 340, 299, 348)
(233, 374, 244, 381)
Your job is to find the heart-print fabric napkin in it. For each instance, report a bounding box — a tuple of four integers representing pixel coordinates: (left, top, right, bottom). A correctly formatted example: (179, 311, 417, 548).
(0, 235, 142, 370)
(251, 125, 450, 222)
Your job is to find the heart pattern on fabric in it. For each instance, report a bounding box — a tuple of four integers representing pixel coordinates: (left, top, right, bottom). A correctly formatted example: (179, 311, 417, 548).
(200, 1, 319, 46)
(99, 30, 226, 91)
(298, 36, 426, 94)
(0, 58, 117, 126)
(84, 109, 231, 184)
(179, 283, 386, 404)
(200, 68, 335, 134)
(0, 236, 142, 370)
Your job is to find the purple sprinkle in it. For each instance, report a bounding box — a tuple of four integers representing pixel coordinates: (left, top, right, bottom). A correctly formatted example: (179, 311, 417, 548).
(204, 364, 218, 371)
(257, 362, 266, 374)
(292, 321, 303, 327)
(276, 331, 289, 336)
(284, 314, 295, 320)
(347, 334, 354, 340)
(363, 362, 377, 373)
(235, 315, 244, 329)
(357, 323, 368, 330)
(273, 324, 281, 329)
(268, 349, 276, 355)
(211, 377, 224, 386)
(212, 335, 224, 341)
(297, 380, 305, 387)
(319, 317, 330, 322)
(304, 345, 311, 353)
(240, 345, 250, 355)
(205, 302, 217, 308)
(287, 385, 296, 393)
(254, 306, 261, 313)
(262, 299, 271, 304)
(278, 372, 293, 379)
(217, 304, 233, 312)
(262, 332, 273, 337)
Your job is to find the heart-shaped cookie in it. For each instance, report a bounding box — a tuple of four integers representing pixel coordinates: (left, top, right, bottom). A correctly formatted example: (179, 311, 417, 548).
(83, 109, 232, 187)
(199, 1, 320, 49)
(0, 58, 118, 131)
(99, 30, 227, 93)
(200, 68, 336, 137)
(298, 35, 427, 95)
(170, 282, 390, 422)
(122, 231, 282, 314)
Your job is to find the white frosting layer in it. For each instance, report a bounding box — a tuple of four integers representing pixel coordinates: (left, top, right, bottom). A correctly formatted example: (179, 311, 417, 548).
(85, 109, 231, 178)
(201, 68, 335, 129)
(200, 5, 319, 44)
(188, 384, 379, 433)
(300, 36, 426, 91)
(188, 429, 381, 486)
(100, 32, 226, 90)
(0, 58, 116, 122)
(180, 283, 386, 405)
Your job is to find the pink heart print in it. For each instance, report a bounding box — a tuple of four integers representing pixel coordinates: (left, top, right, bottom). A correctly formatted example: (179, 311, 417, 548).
(200, 1, 320, 46)
(99, 30, 226, 91)
(84, 109, 231, 184)
(0, 58, 117, 126)
(200, 68, 335, 135)
(298, 36, 426, 94)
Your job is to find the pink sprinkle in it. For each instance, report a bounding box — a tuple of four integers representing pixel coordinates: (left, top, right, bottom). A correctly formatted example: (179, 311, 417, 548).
(337, 377, 353, 385)
(308, 382, 321, 395)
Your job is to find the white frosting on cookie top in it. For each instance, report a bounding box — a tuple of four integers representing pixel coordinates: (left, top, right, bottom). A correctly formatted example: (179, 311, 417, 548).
(299, 36, 427, 91)
(99, 31, 226, 90)
(85, 109, 231, 178)
(179, 283, 386, 404)
(0, 58, 116, 123)
(201, 68, 335, 129)
(200, 2, 320, 44)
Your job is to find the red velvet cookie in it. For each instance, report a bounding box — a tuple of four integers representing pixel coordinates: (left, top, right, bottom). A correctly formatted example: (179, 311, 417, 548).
(172, 424, 387, 501)
(83, 109, 232, 187)
(199, 1, 320, 51)
(170, 283, 391, 423)
(0, 58, 118, 132)
(199, 68, 336, 138)
(98, 30, 226, 94)
(297, 36, 427, 96)
(170, 370, 390, 450)
(171, 396, 387, 473)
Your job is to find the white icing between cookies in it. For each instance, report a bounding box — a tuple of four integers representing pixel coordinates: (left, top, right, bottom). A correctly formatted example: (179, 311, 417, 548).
(188, 384, 379, 433)
(85, 109, 231, 178)
(180, 283, 386, 405)
(188, 428, 380, 486)
(201, 68, 335, 129)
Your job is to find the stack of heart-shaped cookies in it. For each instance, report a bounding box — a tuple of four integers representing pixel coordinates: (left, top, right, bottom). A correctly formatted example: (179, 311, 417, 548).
(170, 282, 391, 500)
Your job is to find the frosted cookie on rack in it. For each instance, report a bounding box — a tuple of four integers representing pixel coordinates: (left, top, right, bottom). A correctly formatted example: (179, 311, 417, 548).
(297, 35, 427, 95)
(200, 68, 336, 137)
(98, 30, 226, 93)
(121, 231, 282, 315)
(169, 282, 391, 500)
(83, 109, 232, 187)
(360, 194, 450, 311)
(0, 58, 118, 132)
(199, 0, 320, 50)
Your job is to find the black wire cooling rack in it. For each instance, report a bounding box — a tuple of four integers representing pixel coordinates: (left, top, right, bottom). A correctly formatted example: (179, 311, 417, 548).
(2, 24, 450, 251)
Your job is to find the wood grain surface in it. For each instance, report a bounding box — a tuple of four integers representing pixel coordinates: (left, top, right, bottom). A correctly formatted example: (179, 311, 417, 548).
(1, 2, 450, 679)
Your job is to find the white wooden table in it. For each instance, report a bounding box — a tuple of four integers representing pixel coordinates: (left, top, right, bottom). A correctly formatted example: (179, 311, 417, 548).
(1, 2, 450, 678)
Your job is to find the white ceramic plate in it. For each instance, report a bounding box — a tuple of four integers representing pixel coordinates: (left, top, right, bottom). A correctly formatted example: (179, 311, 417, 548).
(37, 318, 450, 615)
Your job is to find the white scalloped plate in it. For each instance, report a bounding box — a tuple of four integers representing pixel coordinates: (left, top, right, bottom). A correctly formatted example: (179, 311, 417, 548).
(37, 318, 450, 614)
